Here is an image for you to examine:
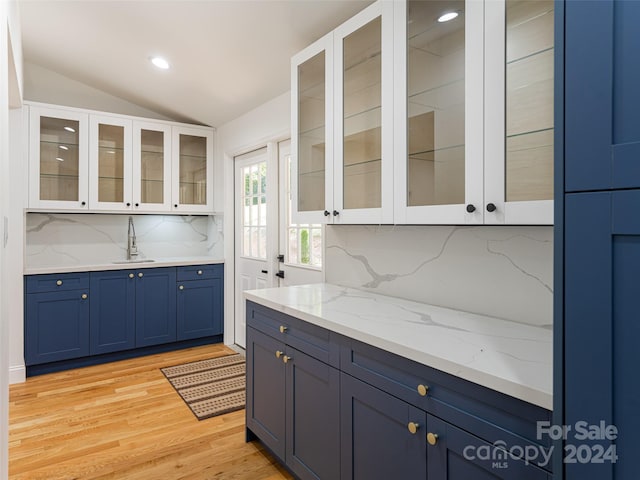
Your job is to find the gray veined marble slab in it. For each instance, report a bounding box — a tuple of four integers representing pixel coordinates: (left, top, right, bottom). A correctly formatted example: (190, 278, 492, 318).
(244, 283, 553, 410)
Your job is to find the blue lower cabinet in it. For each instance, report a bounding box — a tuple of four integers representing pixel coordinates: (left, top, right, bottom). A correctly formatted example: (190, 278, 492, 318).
(177, 277, 223, 340)
(25, 288, 90, 365)
(341, 373, 426, 480)
(427, 415, 550, 480)
(135, 267, 177, 347)
(89, 270, 136, 355)
(246, 326, 341, 480)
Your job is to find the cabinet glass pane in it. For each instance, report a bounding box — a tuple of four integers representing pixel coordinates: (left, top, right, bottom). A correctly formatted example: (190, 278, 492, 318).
(179, 134, 207, 205)
(406, 1, 465, 207)
(97, 124, 124, 203)
(140, 129, 164, 204)
(506, 0, 554, 202)
(343, 17, 382, 210)
(39, 116, 80, 201)
(298, 51, 325, 212)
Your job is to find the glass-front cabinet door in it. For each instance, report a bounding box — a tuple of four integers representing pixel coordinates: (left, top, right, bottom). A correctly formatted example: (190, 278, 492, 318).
(485, 0, 554, 224)
(89, 115, 132, 211)
(29, 106, 89, 210)
(132, 121, 172, 212)
(291, 32, 334, 225)
(171, 126, 214, 213)
(394, 0, 484, 224)
(334, 0, 394, 224)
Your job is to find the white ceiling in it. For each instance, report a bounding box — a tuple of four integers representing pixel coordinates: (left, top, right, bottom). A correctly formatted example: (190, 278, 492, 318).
(19, 0, 372, 126)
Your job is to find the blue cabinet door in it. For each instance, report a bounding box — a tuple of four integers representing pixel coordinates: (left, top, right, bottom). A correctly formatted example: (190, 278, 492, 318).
(246, 326, 286, 459)
(564, 190, 640, 480)
(427, 415, 550, 480)
(135, 267, 177, 347)
(340, 373, 426, 480)
(25, 289, 90, 365)
(285, 346, 340, 480)
(565, 1, 640, 191)
(89, 270, 136, 355)
(176, 277, 223, 340)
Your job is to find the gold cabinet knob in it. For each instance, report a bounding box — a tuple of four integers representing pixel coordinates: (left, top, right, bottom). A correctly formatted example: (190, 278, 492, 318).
(179, 285, 184, 290)
(138, 272, 144, 278)
(417, 384, 429, 396)
(282, 356, 292, 364)
(197, 270, 203, 275)
(275, 350, 283, 359)
(81, 293, 88, 300)
(407, 422, 420, 435)
(279, 325, 288, 333)
(56, 280, 63, 286)
(129, 273, 134, 279)
(427, 433, 439, 446)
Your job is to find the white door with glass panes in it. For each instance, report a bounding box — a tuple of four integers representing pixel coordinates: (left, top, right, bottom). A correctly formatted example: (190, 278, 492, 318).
(234, 142, 322, 348)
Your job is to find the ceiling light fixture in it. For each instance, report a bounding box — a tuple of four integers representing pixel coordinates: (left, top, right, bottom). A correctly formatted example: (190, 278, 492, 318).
(438, 11, 459, 22)
(64, 126, 76, 133)
(59, 145, 69, 150)
(55, 157, 64, 162)
(150, 56, 170, 70)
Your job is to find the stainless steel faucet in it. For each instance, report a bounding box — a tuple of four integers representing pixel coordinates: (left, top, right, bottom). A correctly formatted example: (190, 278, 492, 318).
(127, 216, 138, 260)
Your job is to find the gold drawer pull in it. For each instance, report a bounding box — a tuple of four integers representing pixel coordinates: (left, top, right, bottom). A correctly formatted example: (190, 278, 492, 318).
(138, 272, 144, 278)
(129, 273, 134, 279)
(417, 384, 429, 397)
(275, 350, 283, 359)
(81, 293, 88, 300)
(282, 356, 292, 364)
(407, 422, 420, 435)
(56, 280, 63, 286)
(279, 325, 288, 333)
(179, 285, 184, 290)
(197, 270, 203, 275)
(427, 433, 439, 446)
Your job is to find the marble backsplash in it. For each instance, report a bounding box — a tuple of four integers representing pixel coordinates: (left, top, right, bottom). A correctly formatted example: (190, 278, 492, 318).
(325, 225, 553, 327)
(25, 213, 224, 268)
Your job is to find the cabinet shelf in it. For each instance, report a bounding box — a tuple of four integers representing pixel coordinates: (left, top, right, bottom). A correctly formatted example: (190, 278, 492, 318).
(40, 173, 79, 179)
(40, 140, 80, 148)
(507, 46, 553, 66)
(409, 143, 465, 161)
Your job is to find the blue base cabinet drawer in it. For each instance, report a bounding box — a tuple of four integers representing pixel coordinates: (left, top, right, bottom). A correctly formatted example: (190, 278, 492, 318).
(176, 264, 223, 281)
(25, 288, 90, 365)
(26, 272, 89, 294)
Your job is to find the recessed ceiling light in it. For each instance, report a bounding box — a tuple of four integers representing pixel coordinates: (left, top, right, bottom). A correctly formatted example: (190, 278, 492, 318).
(438, 11, 458, 22)
(151, 56, 170, 70)
(59, 145, 69, 150)
(55, 157, 64, 162)
(64, 126, 76, 133)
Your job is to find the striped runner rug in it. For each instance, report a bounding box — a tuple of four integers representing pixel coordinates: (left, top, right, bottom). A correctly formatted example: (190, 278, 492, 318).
(161, 353, 246, 420)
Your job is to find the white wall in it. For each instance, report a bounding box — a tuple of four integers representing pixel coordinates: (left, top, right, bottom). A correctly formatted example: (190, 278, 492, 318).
(216, 91, 290, 345)
(2, 0, 23, 477)
(23, 62, 175, 121)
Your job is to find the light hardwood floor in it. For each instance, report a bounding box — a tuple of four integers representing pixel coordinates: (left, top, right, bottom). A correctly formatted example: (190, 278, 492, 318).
(9, 344, 294, 480)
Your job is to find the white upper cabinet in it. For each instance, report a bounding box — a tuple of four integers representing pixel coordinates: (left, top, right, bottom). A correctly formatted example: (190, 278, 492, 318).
(29, 105, 89, 211)
(132, 121, 172, 212)
(89, 115, 133, 211)
(171, 125, 214, 214)
(292, 0, 554, 225)
(27, 103, 215, 214)
(291, 1, 394, 225)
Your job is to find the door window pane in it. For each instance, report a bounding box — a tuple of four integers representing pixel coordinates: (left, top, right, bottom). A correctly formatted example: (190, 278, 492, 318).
(39, 116, 80, 201)
(343, 16, 382, 209)
(240, 160, 267, 260)
(407, 0, 465, 207)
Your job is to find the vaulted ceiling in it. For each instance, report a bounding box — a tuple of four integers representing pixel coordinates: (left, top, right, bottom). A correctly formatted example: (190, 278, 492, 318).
(19, 0, 372, 126)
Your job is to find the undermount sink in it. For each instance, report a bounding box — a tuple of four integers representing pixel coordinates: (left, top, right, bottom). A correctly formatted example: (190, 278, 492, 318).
(112, 259, 156, 264)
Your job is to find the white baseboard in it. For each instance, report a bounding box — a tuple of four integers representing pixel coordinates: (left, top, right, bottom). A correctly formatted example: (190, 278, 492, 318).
(9, 364, 25, 384)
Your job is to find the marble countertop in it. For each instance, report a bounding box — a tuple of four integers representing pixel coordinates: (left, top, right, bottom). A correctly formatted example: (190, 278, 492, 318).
(24, 257, 224, 275)
(244, 283, 552, 410)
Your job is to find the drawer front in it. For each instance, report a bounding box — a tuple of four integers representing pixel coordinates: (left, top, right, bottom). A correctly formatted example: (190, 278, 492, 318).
(176, 263, 223, 281)
(25, 272, 90, 293)
(340, 337, 553, 470)
(246, 301, 339, 367)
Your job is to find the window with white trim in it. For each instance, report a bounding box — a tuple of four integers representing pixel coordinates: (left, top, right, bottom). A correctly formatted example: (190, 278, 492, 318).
(240, 161, 267, 260)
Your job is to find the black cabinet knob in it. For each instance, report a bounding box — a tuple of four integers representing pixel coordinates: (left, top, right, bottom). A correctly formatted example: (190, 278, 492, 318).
(135, 203, 139, 207)
(81, 201, 86, 206)
(466, 204, 476, 213)
(333, 210, 339, 216)
(486, 203, 497, 213)
(126, 202, 131, 207)
(324, 210, 330, 216)
(174, 204, 178, 208)
(261, 269, 268, 274)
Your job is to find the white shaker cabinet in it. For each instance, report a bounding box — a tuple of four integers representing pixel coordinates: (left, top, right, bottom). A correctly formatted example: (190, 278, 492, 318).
(132, 121, 172, 213)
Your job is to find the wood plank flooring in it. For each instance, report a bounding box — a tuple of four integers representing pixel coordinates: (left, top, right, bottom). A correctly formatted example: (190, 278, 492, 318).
(9, 344, 294, 480)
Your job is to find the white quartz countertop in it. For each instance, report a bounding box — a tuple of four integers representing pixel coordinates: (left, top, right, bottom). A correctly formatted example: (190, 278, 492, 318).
(244, 283, 552, 410)
(24, 257, 224, 275)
